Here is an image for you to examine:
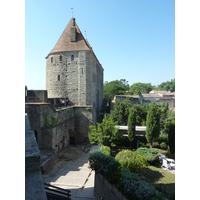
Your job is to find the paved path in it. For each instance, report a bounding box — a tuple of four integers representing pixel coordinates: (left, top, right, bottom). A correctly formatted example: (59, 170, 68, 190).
(44, 145, 100, 200)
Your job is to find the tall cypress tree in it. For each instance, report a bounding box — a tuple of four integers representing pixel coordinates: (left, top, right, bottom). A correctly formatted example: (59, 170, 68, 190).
(146, 102, 160, 147)
(128, 109, 136, 146)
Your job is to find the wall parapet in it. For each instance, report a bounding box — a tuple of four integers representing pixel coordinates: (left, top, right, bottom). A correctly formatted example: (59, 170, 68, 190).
(94, 173, 128, 200)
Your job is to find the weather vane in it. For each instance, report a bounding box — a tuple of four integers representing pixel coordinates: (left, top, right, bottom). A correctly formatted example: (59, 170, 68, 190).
(71, 8, 73, 18)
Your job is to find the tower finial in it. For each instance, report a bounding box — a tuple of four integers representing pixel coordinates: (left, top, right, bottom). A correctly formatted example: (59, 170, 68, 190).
(71, 8, 73, 18)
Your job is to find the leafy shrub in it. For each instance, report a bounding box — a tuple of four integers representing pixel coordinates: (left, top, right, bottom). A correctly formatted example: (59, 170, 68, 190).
(152, 142, 160, 148)
(120, 169, 163, 200)
(146, 143, 151, 148)
(156, 134, 168, 145)
(100, 145, 110, 156)
(89, 151, 121, 184)
(115, 150, 148, 173)
(136, 147, 160, 166)
(160, 142, 168, 150)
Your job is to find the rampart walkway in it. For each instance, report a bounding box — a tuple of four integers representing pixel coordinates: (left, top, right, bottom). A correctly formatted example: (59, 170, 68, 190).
(43, 145, 100, 200)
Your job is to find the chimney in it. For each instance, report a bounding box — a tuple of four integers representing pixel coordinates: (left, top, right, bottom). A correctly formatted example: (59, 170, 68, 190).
(71, 18, 76, 42)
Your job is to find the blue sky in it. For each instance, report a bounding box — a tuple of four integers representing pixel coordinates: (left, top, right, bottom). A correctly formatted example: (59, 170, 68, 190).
(25, 0, 175, 89)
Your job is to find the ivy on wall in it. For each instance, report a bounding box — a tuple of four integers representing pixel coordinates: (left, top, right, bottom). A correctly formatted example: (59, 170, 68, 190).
(42, 111, 59, 128)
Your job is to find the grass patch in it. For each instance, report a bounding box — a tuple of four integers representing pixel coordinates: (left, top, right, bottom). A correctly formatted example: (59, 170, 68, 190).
(140, 166, 175, 199)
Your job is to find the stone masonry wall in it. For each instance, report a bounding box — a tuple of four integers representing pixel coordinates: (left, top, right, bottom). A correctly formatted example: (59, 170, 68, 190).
(25, 103, 75, 150)
(46, 50, 103, 120)
(74, 106, 93, 143)
(25, 103, 94, 151)
(94, 173, 128, 200)
(46, 51, 80, 103)
(25, 114, 47, 199)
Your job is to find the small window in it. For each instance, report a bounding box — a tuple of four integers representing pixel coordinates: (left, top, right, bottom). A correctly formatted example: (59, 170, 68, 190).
(58, 75, 60, 81)
(59, 55, 62, 62)
(51, 57, 53, 64)
(66, 58, 67, 65)
(82, 68, 83, 74)
(71, 55, 74, 61)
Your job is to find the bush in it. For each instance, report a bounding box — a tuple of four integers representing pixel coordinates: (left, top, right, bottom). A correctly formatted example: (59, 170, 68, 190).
(136, 147, 160, 166)
(156, 134, 168, 145)
(152, 142, 160, 148)
(100, 145, 110, 156)
(89, 151, 121, 184)
(120, 169, 164, 200)
(160, 142, 168, 150)
(115, 150, 148, 173)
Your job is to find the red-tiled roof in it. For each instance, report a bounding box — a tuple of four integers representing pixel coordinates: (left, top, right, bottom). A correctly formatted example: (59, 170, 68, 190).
(46, 18, 95, 58)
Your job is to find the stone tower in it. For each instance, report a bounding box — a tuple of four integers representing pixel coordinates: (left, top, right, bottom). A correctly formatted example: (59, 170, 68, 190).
(46, 17, 104, 114)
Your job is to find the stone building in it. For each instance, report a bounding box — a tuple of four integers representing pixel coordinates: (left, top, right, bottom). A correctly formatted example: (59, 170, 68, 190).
(139, 90, 175, 109)
(46, 17, 104, 114)
(25, 17, 104, 152)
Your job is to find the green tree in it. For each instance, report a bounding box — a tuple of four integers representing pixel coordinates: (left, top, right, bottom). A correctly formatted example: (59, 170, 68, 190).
(129, 82, 153, 95)
(110, 98, 132, 125)
(103, 79, 128, 102)
(128, 109, 136, 146)
(160, 102, 169, 133)
(167, 120, 175, 154)
(130, 104, 147, 126)
(158, 79, 175, 92)
(146, 102, 160, 147)
(88, 114, 121, 148)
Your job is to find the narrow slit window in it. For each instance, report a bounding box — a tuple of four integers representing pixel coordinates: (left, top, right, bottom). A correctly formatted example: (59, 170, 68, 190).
(59, 55, 62, 62)
(71, 55, 74, 61)
(66, 58, 67, 65)
(51, 57, 53, 64)
(58, 75, 60, 81)
(82, 68, 83, 74)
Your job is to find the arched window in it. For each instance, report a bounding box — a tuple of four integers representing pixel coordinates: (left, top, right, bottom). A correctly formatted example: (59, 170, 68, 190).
(59, 55, 62, 62)
(71, 55, 74, 61)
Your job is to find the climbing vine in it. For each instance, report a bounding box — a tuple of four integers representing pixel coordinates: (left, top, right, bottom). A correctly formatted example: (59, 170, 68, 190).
(43, 111, 59, 128)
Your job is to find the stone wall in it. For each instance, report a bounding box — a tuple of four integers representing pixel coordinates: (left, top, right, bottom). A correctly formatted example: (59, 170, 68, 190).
(74, 106, 94, 143)
(94, 173, 128, 200)
(157, 97, 175, 109)
(25, 114, 47, 199)
(25, 103, 94, 151)
(26, 90, 47, 102)
(46, 50, 104, 120)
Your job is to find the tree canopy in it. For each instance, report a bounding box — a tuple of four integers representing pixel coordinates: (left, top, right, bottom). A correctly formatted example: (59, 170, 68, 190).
(157, 79, 175, 92)
(129, 82, 154, 95)
(88, 114, 121, 148)
(103, 79, 129, 102)
(110, 98, 132, 125)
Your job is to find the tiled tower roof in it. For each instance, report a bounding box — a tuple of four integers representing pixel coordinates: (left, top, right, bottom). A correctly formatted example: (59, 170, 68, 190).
(46, 18, 96, 58)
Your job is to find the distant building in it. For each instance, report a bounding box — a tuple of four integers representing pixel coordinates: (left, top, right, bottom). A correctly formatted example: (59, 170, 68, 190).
(139, 90, 175, 109)
(111, 95, 139, 110)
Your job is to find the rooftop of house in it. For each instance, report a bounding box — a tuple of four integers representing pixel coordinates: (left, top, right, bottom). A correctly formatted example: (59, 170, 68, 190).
(115, 95, 139, 98)
(142, 90, 175, 98)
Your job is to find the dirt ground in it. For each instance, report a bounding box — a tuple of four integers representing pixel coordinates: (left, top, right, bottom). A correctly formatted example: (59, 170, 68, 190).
(42, 144, 84, 180)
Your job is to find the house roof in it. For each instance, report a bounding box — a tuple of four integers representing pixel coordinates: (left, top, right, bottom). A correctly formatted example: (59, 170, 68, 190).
(115, 95, 139, 98)
(46, 18, 100, 64)
(141, 93, 163, 98)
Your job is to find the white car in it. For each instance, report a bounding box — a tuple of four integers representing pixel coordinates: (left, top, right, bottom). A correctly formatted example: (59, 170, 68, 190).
(162, 158, 175, 170)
